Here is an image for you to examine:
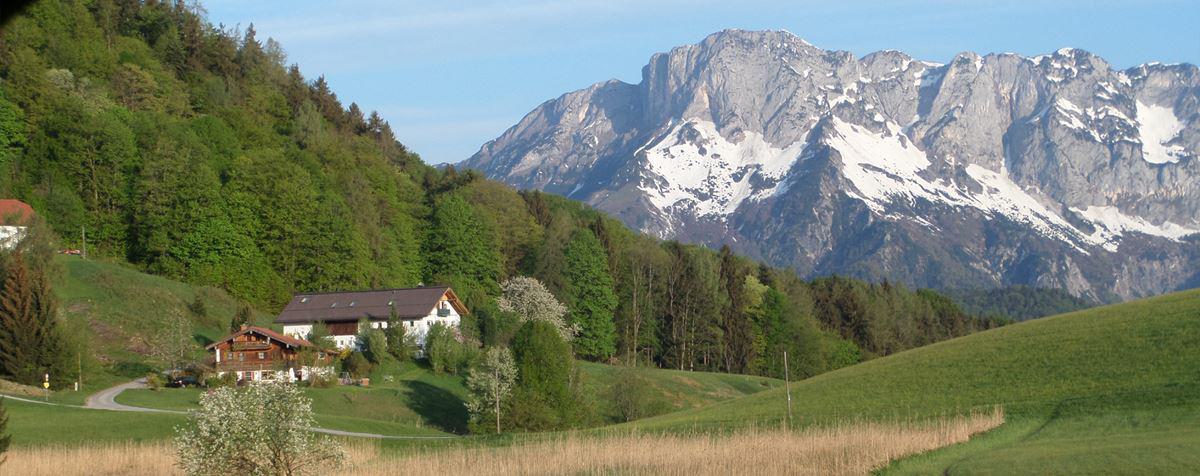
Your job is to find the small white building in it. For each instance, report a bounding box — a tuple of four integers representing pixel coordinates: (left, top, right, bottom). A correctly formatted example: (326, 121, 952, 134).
(0, 199, 34, 250)
(275, 286, 467, 350)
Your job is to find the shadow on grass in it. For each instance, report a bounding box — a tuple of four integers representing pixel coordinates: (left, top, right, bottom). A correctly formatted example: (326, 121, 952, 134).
(403, 380, 469, 434)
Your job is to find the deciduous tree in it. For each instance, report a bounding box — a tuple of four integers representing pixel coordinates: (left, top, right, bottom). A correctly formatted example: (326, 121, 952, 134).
(465, 346, 516, 434)
(496, 276, 573, 340)
(563, 229, 618, 360)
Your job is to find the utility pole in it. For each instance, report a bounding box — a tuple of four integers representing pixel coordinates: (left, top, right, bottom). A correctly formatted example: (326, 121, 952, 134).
(783, 351, 793, 428)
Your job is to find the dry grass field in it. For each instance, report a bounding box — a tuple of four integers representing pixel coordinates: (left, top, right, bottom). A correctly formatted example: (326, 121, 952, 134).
(3, 407, 1002, 476)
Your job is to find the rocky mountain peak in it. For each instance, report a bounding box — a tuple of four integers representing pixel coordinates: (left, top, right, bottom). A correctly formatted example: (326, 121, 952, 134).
(465, 30, 1200, 301)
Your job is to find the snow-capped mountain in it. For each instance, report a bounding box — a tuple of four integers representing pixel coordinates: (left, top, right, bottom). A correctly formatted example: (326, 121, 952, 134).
(463, 30, 1200, 301)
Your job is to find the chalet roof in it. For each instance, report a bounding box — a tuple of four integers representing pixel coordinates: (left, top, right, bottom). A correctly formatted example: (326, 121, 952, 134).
(0, 199, 34, 226)
(273, 286, 467, 325)
(206, 325, 313, 350)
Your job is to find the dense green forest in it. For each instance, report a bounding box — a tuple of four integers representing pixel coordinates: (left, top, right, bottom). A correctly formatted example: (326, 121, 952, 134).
(945, 286, 1093, 321)
(0, 0, 1006, 381)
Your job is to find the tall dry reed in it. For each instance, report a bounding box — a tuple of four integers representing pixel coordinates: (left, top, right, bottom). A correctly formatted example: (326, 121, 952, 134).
(1, 407, 1003, 476)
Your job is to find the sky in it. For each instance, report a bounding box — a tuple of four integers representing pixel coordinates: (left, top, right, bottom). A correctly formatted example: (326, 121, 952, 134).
(202, 0, 1200, 164)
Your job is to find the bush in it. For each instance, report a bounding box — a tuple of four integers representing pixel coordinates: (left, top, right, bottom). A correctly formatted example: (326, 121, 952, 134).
(204, 373, 237, 388)
(359, 327, 389, 364)
(175, 381, 346, 475)
(343, 351, 372, 378)
(607, 367, 667, 422)
(306, 371, 335, 388)
(386, 316, 416, 361)
(145, 372, 165, 390)
(426, 322, 478, 375)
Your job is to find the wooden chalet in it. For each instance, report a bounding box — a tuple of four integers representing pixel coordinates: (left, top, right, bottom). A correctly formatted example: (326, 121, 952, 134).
(206, 325, 334, 383)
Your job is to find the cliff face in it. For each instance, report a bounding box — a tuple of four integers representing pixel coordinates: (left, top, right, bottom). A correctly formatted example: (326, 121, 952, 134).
(465, 30, 1200, 301)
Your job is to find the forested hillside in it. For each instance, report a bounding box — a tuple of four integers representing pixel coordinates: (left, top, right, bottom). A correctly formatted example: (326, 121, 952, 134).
(0, 0, 1004, 381)
(945, 286, 1094, 321)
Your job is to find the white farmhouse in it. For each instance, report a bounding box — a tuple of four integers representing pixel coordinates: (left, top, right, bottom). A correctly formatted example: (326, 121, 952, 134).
(275, 286, 466, 350)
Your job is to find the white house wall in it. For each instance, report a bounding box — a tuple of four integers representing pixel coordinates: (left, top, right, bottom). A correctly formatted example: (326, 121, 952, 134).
(0, 226, 24, 250)
(282, 306, 461, 351)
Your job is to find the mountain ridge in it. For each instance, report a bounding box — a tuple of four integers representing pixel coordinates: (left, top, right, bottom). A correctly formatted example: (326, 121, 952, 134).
(464, 29, 1200, 301)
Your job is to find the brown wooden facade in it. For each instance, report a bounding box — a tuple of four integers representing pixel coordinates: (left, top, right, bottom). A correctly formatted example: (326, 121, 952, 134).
(207, 326, 332, 382)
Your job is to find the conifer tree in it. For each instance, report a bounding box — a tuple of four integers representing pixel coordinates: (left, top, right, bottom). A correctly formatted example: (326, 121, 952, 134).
(0, 398, 9, 462)
(0, 254, 63, 385)
(229, 304, 252, 332)
(563, 229, 617, 360)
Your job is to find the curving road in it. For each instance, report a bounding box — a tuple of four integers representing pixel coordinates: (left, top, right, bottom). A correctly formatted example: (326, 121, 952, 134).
(3, 380, 458, 440)
(85, 378, 182, 413)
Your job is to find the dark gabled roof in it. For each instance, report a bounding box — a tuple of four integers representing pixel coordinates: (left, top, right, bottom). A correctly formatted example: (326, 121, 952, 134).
(206, 325, 312, 350)
(273, 286, 467, 325)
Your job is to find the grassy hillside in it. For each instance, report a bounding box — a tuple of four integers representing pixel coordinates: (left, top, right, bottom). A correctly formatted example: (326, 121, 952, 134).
(115, 360, 778, 438)
(0, 256, 781, 446)
(618, 289, 1200, 473)
(48, 256, 271, 402)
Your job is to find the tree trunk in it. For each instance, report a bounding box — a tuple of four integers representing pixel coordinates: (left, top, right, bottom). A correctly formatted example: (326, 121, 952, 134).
(494, 366, 501, 433)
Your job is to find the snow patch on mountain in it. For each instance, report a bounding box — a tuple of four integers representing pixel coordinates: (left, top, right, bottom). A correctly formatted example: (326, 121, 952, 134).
(1071, 205, 1200, 251)
(827, 117, 962, 213)
(1136, 101, 1188, 164)
(963, 165, 1091, 251)
(640, 119, 806, 217)
(827, 117, 1106, 252)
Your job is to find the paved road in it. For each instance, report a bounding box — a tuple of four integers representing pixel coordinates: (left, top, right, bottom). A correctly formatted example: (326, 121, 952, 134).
(85, 378, 181, 413)
(3, 380, 458, 440)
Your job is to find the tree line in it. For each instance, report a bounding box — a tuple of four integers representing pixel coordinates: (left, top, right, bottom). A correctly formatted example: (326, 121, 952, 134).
(0, 0, 1005, 391)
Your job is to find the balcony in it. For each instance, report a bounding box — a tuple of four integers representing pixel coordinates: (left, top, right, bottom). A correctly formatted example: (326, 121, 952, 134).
(231, 342, 271, 351)
(213, 361, 291, 372)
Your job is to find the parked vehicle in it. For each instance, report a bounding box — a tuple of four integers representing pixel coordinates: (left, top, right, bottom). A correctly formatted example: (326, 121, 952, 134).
(167, 375, 199, 388)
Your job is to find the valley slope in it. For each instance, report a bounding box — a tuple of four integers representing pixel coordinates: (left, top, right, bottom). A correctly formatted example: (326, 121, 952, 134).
(617, 288, 1200, 474)
(465, 29, 1200, 301)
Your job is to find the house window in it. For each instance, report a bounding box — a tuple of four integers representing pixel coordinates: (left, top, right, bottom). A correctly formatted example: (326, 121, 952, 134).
(238, 353, 244, 361)
(330, 302, 338, 308)
(258, 352, 266, 360)
(349, 300, 357, 307)
(300, 297, 310, 303)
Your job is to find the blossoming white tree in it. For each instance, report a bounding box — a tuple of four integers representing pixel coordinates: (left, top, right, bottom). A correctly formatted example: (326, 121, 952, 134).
(174, 380, 346, 475)
(497, 276, 575, 340)
(466, 346, 517, 433)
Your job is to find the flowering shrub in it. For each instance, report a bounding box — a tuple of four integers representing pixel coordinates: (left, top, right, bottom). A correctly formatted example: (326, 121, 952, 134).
(497, 276, 577, 340)
(174, 380, 346, 475)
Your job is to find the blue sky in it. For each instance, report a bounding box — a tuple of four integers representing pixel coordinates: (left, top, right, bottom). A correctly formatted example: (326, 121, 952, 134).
(203, 0, 1200, 164)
